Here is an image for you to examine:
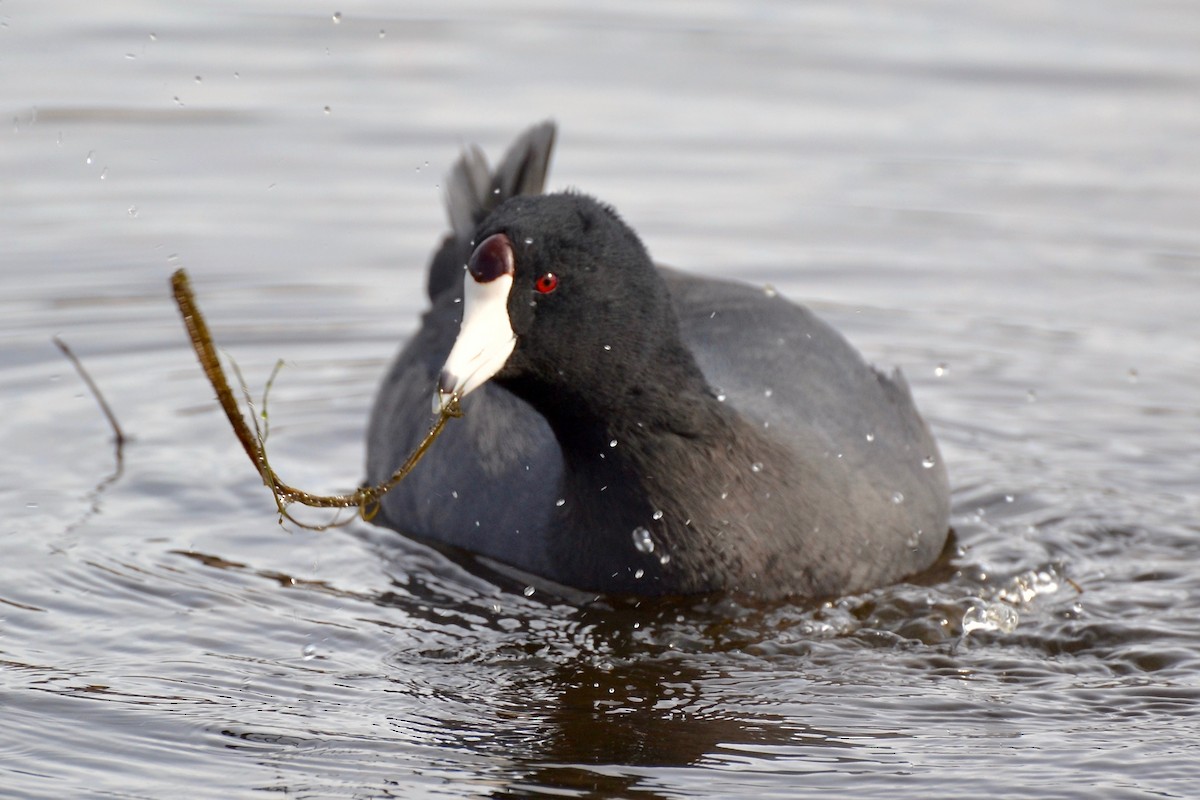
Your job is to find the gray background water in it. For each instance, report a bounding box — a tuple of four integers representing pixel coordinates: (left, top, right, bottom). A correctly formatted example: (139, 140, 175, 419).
(3, 1, 1199, 797)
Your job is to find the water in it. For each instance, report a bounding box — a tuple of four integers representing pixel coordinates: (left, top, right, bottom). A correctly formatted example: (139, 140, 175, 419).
(3, 1, 1200, 797)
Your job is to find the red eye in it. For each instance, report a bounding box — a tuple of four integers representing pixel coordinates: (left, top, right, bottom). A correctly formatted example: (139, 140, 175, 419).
(535, 272, 559, 294)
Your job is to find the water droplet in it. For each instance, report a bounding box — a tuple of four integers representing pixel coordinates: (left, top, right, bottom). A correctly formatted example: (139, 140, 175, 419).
(555, 498, 566, 507)
(1126, 368, 1139, 384)
(125, 52, 137, 60)
(763, 388, 773, 398)
(98, 167, 107, 180)
(127, 205, 138, 218)
(450, 490, 458, 499)
(173, 96, 183, 107)
(762, 284, 778, 298)
(892, 491, 904, 504)
(302, 644, 317, 660)
(323, 105, 331, 115)
(609, 439, 618, 448)
(25, 502, 38, 510)
(233, 72, 240, 79)
(962, 602, 1019, 635)
(194, 75, 202, 83)
(492, 187, 501, 195)
(934, 363, 948, 377)
(603, 344, 611, 351)
(716, 391, 726, 402)
(379, 29, 386, 38)
(523, 585, 535, 597)
(921, 456, 936, 469)
(659, 553, 671, 565)
(865, 432, 875, 442)
(1026, 389, 1037, 403)
(750, 462, 763, 473)
(651, 509, 663, 521)
(720, 491, 728, 500)
(523, 237, 533, 245)
(906, 529, 923, 548)
(631, 527, 655, 554)
(149, 33, 157, 42)
(1004, 494, 1015, 503)
(85, 150, 93, 165)
(634, 568, 645, 579)
(331, 11, 342, 23)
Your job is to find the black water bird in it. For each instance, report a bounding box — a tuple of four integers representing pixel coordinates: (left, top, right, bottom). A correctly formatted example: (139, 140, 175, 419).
(366, 122, 949, 600)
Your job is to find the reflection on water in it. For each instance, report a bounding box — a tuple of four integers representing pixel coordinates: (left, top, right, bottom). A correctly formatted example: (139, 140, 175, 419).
(3, 0, 1200, 797)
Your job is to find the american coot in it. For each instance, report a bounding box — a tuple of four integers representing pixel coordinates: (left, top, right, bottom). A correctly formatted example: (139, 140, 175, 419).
(366, 122, 950, 600)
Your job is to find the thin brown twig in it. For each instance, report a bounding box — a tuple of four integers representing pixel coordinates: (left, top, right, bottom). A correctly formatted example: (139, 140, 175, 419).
(54, 335, 127, 533)
(260, 359, 285, 443)
(170, 268, 459, 529)
(54, 335, 126, 448)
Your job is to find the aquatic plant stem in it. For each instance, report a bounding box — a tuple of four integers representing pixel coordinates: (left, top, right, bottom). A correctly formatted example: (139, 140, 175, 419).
(170, 268, 459, 528)
(54, 335, 126, 450)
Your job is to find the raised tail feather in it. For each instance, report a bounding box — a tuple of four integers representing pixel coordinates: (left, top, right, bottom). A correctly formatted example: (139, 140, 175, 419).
(427, 121, 557, 301)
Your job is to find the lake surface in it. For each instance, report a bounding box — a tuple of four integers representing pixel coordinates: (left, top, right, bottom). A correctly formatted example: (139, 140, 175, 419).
(3, 1, 1199, 797)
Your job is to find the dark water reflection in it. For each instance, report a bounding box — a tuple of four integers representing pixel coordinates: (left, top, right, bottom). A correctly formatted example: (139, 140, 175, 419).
(4, 0, 1200, 797)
